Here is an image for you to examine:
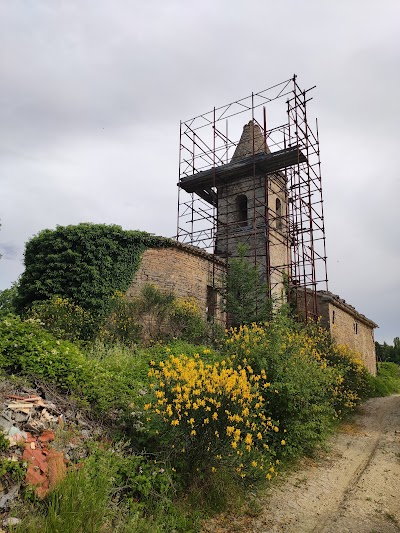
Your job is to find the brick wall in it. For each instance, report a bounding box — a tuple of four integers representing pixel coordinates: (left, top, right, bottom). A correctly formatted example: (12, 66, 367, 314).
(126, 244, 226, 324)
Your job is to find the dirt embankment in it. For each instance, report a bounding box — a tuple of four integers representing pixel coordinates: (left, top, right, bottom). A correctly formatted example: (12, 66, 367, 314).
(204, 395, 400, 533)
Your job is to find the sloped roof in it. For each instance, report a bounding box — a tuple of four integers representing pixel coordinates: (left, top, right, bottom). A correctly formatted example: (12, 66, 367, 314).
(317, 290, 378, 329)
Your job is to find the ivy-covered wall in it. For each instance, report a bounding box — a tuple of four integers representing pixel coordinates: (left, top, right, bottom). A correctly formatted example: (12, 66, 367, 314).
(16, 223, 170, 319)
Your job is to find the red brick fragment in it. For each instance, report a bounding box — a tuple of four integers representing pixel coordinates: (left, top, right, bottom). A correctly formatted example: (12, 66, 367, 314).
(48, 449, 66, 488)
(38, 429, 55, 443)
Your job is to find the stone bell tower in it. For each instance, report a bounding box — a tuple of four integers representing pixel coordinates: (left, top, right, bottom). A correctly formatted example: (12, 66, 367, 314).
(214, 120, 290, 299)
(177, 78, 328, 320)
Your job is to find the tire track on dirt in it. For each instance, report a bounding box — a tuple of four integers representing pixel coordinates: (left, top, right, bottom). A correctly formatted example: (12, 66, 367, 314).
(312, 434, 381, 533)
(203, 395, 400, 533)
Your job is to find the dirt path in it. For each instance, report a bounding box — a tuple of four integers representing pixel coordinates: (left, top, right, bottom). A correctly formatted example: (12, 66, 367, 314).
(203, 395, 400, 533)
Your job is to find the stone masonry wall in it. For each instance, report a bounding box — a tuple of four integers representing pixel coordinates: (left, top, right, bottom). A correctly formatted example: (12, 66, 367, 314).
(327, 302, 377, 375)
(296, 292, 377, 375)
(216, 172, 289, 300)
(126, 245, 226, 324)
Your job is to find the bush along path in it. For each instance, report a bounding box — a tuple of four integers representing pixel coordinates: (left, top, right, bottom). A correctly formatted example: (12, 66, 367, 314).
(0, 311, 394, 532)
(203, 394, 400, 533)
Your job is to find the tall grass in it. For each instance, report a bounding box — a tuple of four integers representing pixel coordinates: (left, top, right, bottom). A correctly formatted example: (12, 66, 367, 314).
(368, 362, 400, 397)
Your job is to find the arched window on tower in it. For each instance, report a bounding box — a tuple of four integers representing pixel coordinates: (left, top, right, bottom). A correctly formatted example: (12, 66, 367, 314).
(276, 198, 282, 230)
(236, 194, 248, 226)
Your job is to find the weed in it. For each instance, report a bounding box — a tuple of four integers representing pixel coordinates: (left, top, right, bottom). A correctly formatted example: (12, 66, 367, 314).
(0, 430, 9, 451)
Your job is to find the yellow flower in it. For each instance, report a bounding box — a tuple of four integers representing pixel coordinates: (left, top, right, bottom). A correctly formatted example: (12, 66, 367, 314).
(244, 433, 253, 446)
(281, 439, 286, 445)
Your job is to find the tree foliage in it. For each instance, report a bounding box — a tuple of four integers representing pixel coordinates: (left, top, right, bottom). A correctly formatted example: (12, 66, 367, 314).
(225, 245, 273, 326)
(15, 223, 169, 323)
(0, 283, 18, 317)
(375, 338, 400, 365)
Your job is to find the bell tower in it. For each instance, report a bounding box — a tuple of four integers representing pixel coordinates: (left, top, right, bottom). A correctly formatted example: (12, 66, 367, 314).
(214, 120, 290, 299)
(177, 76, 328, 320)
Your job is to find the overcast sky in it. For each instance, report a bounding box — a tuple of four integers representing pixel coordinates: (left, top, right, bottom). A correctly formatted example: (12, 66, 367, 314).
(1, 1, 399, 343)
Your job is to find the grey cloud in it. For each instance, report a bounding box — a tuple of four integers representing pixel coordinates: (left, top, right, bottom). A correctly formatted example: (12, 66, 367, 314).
(0, 0, 399, 343)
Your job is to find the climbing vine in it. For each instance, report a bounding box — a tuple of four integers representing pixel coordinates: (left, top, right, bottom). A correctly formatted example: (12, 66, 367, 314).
(15, 223, 170, 325)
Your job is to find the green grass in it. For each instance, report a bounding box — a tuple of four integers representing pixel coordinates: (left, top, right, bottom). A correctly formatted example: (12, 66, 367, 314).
(368, 362, 400, 397)
(14, 446, 201, 533)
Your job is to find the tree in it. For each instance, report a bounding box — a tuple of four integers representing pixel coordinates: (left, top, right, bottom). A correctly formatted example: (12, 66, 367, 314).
(225, 245, 273, 326)
(375, 338, 400, 365)
(0, 283, 18, 316)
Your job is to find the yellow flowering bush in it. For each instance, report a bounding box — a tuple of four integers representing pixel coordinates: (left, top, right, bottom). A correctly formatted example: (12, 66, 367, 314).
(223, 315, 370, 456)
(28, 296, 95, 341)
(325, 343, 371, 412)
(99, 286, 207, 346)
(98, 291, 142, 346)
(170, 297, 207, 343)
(145, 350, 282, 481)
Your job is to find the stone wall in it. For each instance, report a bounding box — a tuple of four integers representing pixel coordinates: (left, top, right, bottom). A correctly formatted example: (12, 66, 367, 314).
(316, 292, 377, 375)
(295, 290, 377, 375)
(327, 302, 376, 375)
(216, 172, 289, 300)
(126, 243, 226, 324)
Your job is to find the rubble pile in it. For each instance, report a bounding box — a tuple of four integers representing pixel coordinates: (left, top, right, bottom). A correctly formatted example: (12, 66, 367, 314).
(0, 385, 100, 525)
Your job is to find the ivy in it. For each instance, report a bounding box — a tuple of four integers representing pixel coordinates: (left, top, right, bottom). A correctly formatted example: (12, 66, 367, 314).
(15, 223, 170, 329)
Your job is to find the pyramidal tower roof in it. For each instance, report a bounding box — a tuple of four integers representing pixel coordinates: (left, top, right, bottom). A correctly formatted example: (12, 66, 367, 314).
(231, 120, 271, 162)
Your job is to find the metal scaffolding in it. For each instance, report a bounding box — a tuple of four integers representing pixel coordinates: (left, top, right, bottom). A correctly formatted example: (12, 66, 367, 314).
(176, 75, 328, 321)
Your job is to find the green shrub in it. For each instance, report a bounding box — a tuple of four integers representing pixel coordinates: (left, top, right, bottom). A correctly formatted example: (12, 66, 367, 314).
(98, 291, 142, 346)
(0, 283, 18, 317)
(0, 315, 87, 388)
(27, 296, 96, 341)
(0, 316, 145, 416)
(225, 245, 273, 326)
(0, 457, 26, 485)
(99, 285, 208, 346)
(0, 430, 9, 451)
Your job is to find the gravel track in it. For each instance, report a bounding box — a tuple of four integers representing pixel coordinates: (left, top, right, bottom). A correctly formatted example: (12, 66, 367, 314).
(203, 395, 400, 533)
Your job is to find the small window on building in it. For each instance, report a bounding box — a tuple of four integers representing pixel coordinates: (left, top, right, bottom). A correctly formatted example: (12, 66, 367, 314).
(354, 322, 358, 334)
(276, 198, 282, 230)
(236, 195, 248, 225)
(332, 310, 335, 324)
(206, 285, 217, 322)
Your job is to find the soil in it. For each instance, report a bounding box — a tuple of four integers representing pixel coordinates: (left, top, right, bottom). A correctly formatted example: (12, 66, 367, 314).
(203, 395, 400, 533)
